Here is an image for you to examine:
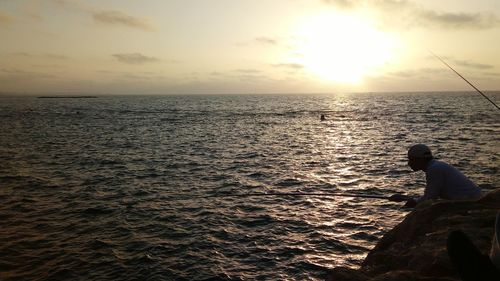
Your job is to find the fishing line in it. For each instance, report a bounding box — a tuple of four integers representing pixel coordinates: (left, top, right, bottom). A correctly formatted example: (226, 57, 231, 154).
(430, 51, 500, 111)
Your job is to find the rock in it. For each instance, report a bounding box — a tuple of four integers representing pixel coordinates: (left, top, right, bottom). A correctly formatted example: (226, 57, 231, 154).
(326, 189, 500, 281)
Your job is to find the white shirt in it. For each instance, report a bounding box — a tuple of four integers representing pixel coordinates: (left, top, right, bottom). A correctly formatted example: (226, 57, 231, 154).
(417, 160, 481, 203)
(491, 212, 500, 270)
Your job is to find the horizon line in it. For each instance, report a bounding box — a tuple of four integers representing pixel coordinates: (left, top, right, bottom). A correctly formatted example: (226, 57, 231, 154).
(1, 90, 500, 97)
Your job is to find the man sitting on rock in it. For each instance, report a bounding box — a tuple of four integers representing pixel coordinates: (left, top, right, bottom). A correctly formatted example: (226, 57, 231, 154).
(389, 144, 482, 207)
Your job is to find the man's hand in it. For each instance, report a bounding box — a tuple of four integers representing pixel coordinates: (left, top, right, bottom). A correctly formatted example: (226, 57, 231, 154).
(389, 194, 411, 202)
(389, 194, 417, 208)
(403, 198, 417, 208)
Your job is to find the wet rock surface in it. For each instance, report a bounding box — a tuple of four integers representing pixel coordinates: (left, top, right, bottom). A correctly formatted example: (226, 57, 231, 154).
(327, 189, 500, 281)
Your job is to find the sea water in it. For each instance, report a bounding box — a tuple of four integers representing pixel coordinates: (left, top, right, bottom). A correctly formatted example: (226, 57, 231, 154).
(0, 92, 498, 280)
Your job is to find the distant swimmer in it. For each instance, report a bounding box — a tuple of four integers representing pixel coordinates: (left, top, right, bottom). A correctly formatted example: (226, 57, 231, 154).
(389, 144, 481, 207)
(320, 114, 326, 121)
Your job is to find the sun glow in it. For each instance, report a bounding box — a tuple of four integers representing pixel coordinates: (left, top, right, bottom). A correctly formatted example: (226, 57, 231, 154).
(291, 12, 397, 83)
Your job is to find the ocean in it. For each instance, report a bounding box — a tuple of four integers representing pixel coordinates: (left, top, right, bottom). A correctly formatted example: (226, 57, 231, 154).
(0, 92, 498, 280)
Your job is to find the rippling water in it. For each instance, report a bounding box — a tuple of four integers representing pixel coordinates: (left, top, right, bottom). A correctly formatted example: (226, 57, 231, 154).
(1, 92, 499, 280)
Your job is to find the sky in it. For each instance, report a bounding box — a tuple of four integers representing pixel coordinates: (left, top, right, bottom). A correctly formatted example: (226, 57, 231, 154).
(1, 0, 500, 95)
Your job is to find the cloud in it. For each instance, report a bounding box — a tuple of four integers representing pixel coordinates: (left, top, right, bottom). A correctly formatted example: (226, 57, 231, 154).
(237, 36, 282, 47)
(452, 59, 494, 70)
(0, 10, 13, 25)
(112, 53, 160, 64)
(234, 74, 271, 83)
(271, 63, 304, 70)
(23, 0, 43, 21)
(52, 0, 73, 8)
(31, 64, 66, 69)
(235, 69, 261, 74)
(92, 10, 153, 31)
(322, 0, 410, 10)
(10, 52, 69, 60)
(426, 55, 495, 70)
(482, 72, 500, 77)
(51, 0, 155, 31)
(0, 68, 58, 81)
(195, 69, 276, 84)
(387, 68, 447, 78)
(416, 10, 499, 29)
(44, 54, 69, 60)
(322, 0, 500, 30)
(96, 70, 165, 81)
(321, 0, 358, 9)
(255, 37, 278, 45)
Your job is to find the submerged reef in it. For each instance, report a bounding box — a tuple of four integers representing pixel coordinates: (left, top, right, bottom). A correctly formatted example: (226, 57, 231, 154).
(326, 189, 500, 281)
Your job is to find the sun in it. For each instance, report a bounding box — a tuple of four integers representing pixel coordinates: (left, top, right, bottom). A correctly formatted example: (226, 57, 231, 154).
(290, 12, 397, 83)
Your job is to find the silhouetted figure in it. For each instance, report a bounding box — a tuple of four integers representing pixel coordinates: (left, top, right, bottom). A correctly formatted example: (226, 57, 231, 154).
(389, 144, 481, 207)
(320, 114, 326, 121)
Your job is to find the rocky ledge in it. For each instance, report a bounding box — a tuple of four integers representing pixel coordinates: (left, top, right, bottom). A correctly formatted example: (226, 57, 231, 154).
(327, 189, 500, 281)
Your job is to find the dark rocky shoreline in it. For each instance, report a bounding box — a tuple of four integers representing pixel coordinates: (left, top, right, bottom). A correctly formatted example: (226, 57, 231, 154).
(327, 189, 500, 281)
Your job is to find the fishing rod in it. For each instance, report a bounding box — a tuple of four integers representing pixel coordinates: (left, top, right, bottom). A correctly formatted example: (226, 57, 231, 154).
(430, 51, 500, 110)
(202, 192, 390, 200)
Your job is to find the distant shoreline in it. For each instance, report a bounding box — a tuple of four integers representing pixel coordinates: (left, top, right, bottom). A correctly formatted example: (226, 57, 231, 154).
(37, 96, 98, 99)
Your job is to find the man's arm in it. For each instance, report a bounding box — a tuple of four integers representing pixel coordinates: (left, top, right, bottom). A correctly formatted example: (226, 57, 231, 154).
(418, 167, 445, 203)
(389, 194, 412, 202)
(388, 194, 417, 207)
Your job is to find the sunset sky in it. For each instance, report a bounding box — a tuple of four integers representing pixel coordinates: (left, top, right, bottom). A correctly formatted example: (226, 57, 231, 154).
(1, 0, 499, 95)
